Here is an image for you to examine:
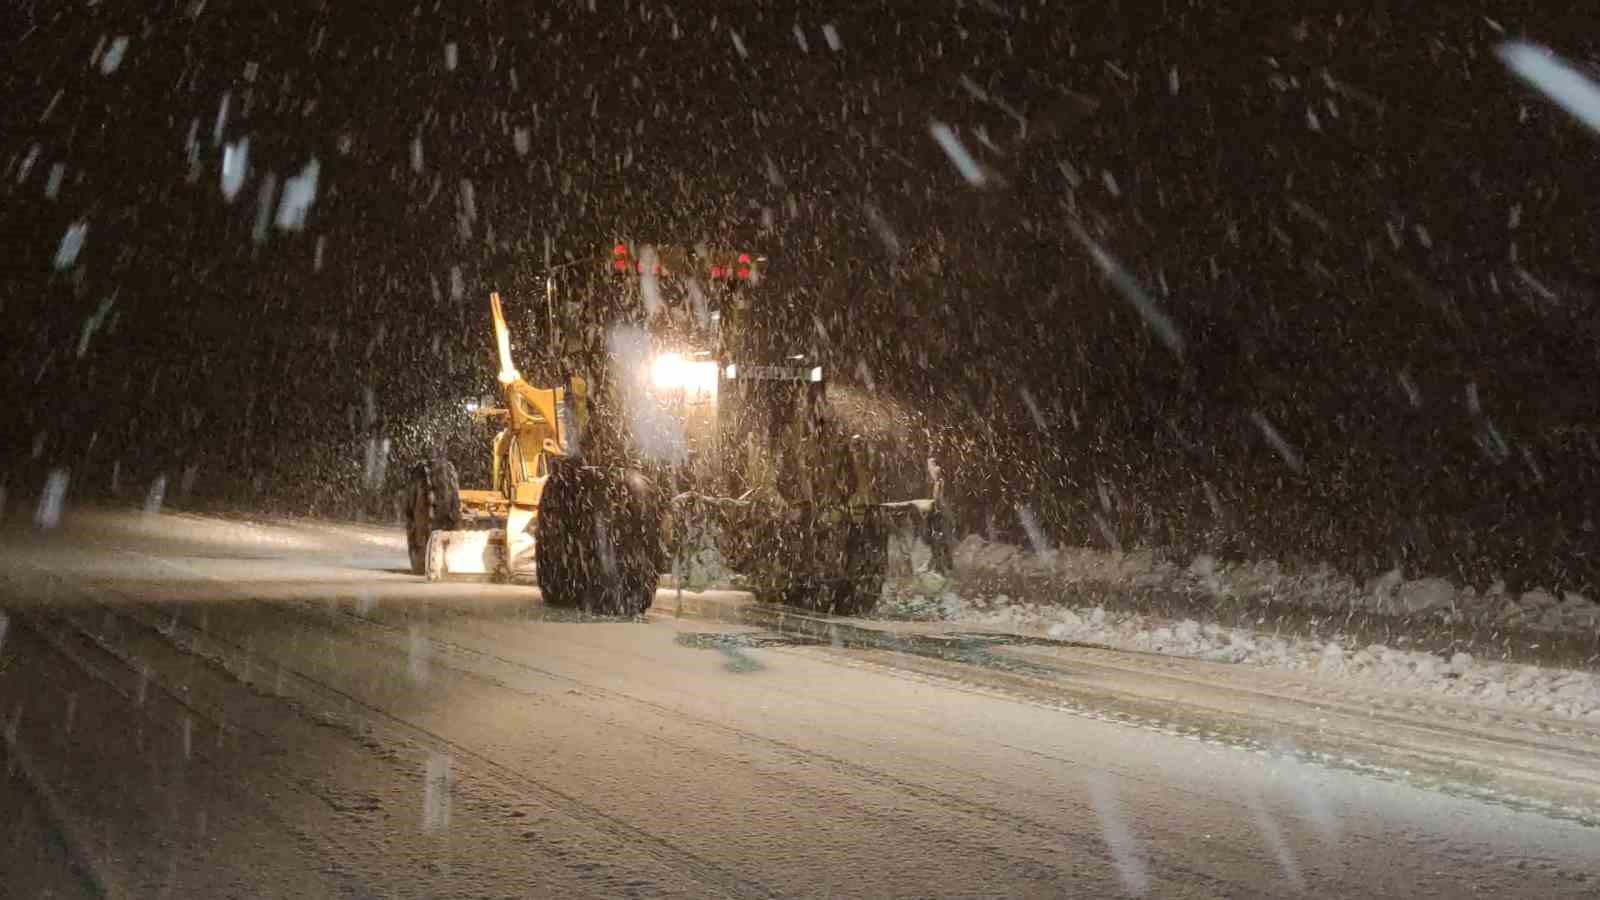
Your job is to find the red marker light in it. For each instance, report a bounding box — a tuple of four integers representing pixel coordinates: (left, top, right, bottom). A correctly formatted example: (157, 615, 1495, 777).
(612, 259, 628, 272)
(613, 243, 628, 256)
(737, 267, 751, 279)
(737, 253, 751, 263)
(710, 266, 724, 278)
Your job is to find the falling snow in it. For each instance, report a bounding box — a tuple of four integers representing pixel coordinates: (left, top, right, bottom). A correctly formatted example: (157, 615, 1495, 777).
(274, 157, 320, 230)
(100, 36, 129, 74)
(34, 468, 69, 528)
(1499, 40, 1600, 133)
(928, 121, 986, 186)
(221, 136, 249, 200)
(52, 221, 87, 269)
(3, 10, 1600, 893)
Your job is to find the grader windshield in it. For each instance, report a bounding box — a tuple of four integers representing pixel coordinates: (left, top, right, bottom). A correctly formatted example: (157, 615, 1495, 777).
(605, 242, 827, 501)
(606, 243, 781, 458)
(607, 241, 765, 364)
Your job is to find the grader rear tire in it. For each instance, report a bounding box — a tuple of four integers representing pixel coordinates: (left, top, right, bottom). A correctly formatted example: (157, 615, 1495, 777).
(537, 462, 660, 616)
(407, 460, 462, 575)
(747, 513, 888, 616)
(835, 515, 889, 616)
(806, 516, 888, 616)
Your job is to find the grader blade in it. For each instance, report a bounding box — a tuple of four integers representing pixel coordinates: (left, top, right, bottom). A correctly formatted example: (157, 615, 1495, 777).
(422, 529, 509, 582)
(879, 498, 943, 576)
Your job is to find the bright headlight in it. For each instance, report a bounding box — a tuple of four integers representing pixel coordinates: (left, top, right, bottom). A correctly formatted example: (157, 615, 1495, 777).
(650, 353, 718, 398)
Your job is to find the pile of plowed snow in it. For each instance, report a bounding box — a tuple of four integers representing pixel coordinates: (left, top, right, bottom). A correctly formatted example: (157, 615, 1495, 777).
(947, 535, 1600, 632)
(960, 595, 1600, 722)
(877, 534, 1600, 723)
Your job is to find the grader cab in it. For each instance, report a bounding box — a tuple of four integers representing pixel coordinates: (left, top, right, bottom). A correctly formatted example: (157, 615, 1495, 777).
(404, 244, 944, 616)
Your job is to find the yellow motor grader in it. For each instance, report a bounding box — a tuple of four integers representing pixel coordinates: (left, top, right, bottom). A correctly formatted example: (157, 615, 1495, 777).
(405, 244, 944, 616)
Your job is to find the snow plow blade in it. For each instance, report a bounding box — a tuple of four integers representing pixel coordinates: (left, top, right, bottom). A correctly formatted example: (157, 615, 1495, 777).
(879, 499, 948, 577)
(666, 492, 949, 602)
(422, 529, 509, 582)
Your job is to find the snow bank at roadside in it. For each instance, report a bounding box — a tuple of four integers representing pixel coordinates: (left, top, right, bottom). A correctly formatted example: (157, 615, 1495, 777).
(950, 534, 1600, 633)
(960, 595, 1600, 722)
(876, 534, 1600, 723)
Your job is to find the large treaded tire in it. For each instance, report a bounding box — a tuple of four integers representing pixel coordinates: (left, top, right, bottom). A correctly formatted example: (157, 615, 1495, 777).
(406, 460, 462, 575)
(537, 461, 660, 616)
(799, 515, 888, 616)
(835, 515, 889, 615)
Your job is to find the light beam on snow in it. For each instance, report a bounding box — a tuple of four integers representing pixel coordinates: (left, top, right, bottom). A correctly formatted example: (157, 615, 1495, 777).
(929, 121, 987, 186)
(444, 42, 458, 71)
(221, 136, 249, 201)
(274, 157, 319, 230)
(53, 222, 87, 269)
(730, 30, 748, 58)
(100, 36, 129, 74)
(1498, 41, 1600, 134)
(822, 23, 842, 51)
(1086, 774, 1150, 896)
(1067, 221, 1185, 356)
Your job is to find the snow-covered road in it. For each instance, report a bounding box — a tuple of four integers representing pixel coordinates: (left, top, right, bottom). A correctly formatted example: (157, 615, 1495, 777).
(1, 510, 1596, 897)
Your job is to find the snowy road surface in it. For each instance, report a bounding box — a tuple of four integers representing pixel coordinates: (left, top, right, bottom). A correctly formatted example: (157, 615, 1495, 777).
(1, 511, 1596, 898)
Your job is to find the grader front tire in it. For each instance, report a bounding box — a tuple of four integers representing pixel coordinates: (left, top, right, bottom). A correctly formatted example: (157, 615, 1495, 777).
(537, 463, 660, 616)
(407, 460, 462, 576)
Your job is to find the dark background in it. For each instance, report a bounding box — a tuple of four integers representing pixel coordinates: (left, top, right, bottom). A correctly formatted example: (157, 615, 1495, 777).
(4, 2, 1598, 593)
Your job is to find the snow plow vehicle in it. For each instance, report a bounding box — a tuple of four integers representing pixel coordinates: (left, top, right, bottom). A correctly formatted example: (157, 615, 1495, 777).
(405, 243, 944, 616)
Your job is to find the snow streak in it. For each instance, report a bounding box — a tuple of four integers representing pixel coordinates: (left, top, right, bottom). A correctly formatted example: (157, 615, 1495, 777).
(1499, 41, 1600, 134)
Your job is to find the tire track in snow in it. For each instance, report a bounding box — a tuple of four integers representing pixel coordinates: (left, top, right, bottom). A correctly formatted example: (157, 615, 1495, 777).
(89, 554, 772, 900)
(109, 553, 1274, 897)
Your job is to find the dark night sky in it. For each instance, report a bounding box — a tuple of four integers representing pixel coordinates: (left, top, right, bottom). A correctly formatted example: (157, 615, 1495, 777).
(4, 2, 1600, 588)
